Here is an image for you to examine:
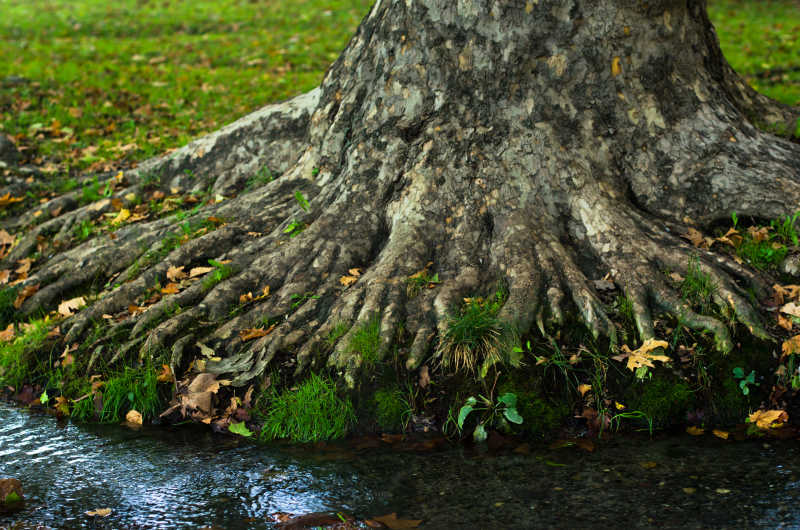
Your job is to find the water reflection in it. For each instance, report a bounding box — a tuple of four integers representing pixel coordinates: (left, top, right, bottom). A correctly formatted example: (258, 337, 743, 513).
(2, 401, 800, 528)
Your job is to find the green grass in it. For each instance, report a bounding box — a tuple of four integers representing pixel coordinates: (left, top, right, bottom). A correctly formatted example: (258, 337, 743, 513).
(0, 0, 373, 173)
(347, 315, 381, 365)
(709, 0, 800, 109)
(0, 318, 52, 389)
(681, 256, 718, 314)
(99, 365, 162, 423)
(372, 387, 412, 432)
(258, 373, 355, 442)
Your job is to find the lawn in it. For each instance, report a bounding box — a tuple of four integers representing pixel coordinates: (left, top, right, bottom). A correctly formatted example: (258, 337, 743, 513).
(0, 0, 796, 175)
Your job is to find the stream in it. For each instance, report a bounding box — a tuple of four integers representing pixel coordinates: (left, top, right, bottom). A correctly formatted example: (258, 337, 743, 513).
(2, 401, 800, 528)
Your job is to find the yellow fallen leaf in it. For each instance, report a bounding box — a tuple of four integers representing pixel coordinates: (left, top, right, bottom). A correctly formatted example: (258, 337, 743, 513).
(614, 401, 626, 410)
(240, 324, 276, 342)
(58, 296, 86, 317)
(748, 409, 788, 430)
(639, 461, 657, 469)
(340, 275, 358, 287)
(157, 364, 174, 383)
(577, 384, 592, 397)
(748, 226, 770, 242)
(125, 409, 143, 425)
(86, 508, 112, 517)
(0, 323, 14, 342)
(0, 192, 24, 208)
(13, 283, 39, 309)
(348, 268, 362, 276)
(166, 265, 187, 281)
(716, 227, 742, 247)
(686, 426, 705, 436)
(239, 292, 253, 304)
(616, 338, 670, 372)
(15, 258, 31, 275)
(254, 285, 270, 300)
(611, 56, 622, 77)
(0, 270, 9, 284)
(778, 314, 794, 331)
(781, 335, 800, 359)
(712, 429, 729, 440)
(160, 283, 180, 295)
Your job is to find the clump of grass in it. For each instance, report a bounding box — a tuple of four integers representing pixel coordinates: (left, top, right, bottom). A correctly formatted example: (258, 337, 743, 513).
(98, 365, 162, 423)
(0, 318, 51, 389)
(348, 315, 381, 365)
(259, 373, 356, 443)
(201, 259, 234, 290)
(437, 290, 518, 376)
(681, 257, 717, 314)
(373, 387, 412, 432)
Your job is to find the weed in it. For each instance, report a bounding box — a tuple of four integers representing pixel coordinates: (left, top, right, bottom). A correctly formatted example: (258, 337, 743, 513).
(406, 270, 440, 298)
(200, 259, 233, 290)
(348, 315, 381, 365)
(73, 219, 95, 241)
(294, 190, 310, 211)
(733, 367, 758, 395)
(373, 388, 412, 432)
(771, 211, 800, 246)
(437, 290, 519, 377)
(610, 409, 654, 436)
(99, 365, 162, 423)
(283, 219, 306, 238)
(290, 292, 319, 310)
(258, 373, 356, 442)
(457, 392, 523, 442)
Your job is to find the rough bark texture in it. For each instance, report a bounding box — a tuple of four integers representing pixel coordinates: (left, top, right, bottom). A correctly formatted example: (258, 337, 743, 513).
(7, 0, 800, 389)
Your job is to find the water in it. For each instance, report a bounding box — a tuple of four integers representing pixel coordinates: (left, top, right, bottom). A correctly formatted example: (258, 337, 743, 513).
(2, 401, 800, 528)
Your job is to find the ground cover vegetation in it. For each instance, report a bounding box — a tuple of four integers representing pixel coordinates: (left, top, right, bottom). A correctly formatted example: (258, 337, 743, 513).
(0, 0, 799, 447)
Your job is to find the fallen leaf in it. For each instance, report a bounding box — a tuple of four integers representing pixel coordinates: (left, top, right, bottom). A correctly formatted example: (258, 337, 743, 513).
(125, 409, 143, 425)
(577, 383, 592, 397)
(58, 296, 86, 317)
(778, 314, 794, 331)
(166, 266, 187, 281)
(686, 426, 705, 435)
(611, 56, 622, 77)
(614, 338, 670, 371)
(0, 323, 14, 342)
(228, 421, 253, 437)
(348, 268, 362, 276)
(160, 283, 180, 295)
(239, 291, 253, 304)
(13, 283, 39, 308)
(639, 461, 658, 469)
(367, 513, 422, 529)
(111, 208, 130, 225)
(240, 324, 276, 342)
(339, 275, 358, 287)
(683, 487, 696, 494)
(716, 227, 742, 247)
(189, 266, 213, 278)
(781, 335, 800, 359)
(0, 229, 13, 246)
(157, 364, 174, 383)
(748, 409, 789, 430)
(418, 365, 430, 389)
(748, 226, 770, 242)
(86, 508, 112, 517)
(682, 227, 709, 249)
(0, 192, 24, 208)
(712, 429, 729, 440)
(0, 270, 9, 284)
(15, 258, 31, 275)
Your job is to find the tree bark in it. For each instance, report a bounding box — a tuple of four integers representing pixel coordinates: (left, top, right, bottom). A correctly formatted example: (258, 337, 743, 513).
(7, 0, 800, 391)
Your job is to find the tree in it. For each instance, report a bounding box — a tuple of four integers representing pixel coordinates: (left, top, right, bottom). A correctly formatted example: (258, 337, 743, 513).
(5, 0, 800, 391)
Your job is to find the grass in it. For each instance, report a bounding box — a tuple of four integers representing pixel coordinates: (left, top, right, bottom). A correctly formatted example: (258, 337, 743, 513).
(709, 0, 800, 110)
(681, 256, 718, 314)
(258, 373, 356, 443)
(0, 318, 51, 389)
(372, 387, 412, 432)
(347, 315, 381, 365)
(98, 365, 162, 423)
(0, 0, 373, 175)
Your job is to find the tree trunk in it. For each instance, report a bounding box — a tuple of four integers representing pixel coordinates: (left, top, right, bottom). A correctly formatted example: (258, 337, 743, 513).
(7, 0, 800, 391)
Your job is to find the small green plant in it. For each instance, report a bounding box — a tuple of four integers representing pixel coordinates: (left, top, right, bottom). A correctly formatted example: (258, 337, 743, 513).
(283, 219, 306, 238)
(245, 166, 275, 190)
(772, 211, 800, 246)
(437, 290, 519, 377)
(733, 366, 757, 395)
(457, 392, 523, 442)
(201, 259, 234, 290)
(290, 292, 320, 310)
(73, 219, 95, 241)
(326, 322, 350, 348)
(681, 256, 717, 314)
(373, 387, 412, 432)
(609, 409, 654, 436)
(229, 421, 254, 437)
(294, 190, 310, 211)
(259, 373, 356, 442)
(405, 270, 440, 297)
(347, 315, 381, 365)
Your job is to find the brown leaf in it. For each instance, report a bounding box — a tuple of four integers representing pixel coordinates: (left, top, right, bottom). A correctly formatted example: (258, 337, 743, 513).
(239, 291, 253, 304)
(125, 409, 143, 425)
(160, 283, 180, 294)
(577, 383, 592, 397)
(716, 227, 742, 247)
(418, 365, 430, 389)
(748, 226, 770, 242)
(189, 266, 213, 278)
(712, 429, 729, 440)
(15, 258, 31, 275)
(682, 227, 708, 249)
(617, 338, 670, 372)
(339, 275, 358, 287)
(778, 314, 794, 331)
(781, 335, 800, 360)
(166, 265, 188, 281)
(0, 270, 9, 284)
(187, 373, 221, 394)
(367, 513, 422, 529)
(13, 283, 39, 308)
(86, 508, 112, 517)
(240, 324, 276, 342)
(780, 302, 800, 318)
(157, 364, 174, 383)
(0, 229, 13, 246)
(58, 296, 86, 317)
(0, 323, 14, 342)
(686, 426, 705, 436)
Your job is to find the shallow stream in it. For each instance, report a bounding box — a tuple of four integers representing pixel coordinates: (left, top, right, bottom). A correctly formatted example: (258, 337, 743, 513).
(2, 401, 800, 528)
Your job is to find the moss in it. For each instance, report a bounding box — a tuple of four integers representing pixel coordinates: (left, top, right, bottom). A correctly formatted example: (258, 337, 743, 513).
(711, 376, 750, 425)
(348, 316, 381, 365)
(626, 377, 694, 428)
(258, 373, 356, 443)
(499, 383, 567, 438)
(372, 388, 411, 432)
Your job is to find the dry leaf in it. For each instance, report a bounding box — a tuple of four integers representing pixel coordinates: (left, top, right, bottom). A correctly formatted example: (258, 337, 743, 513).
(239, 292, 253, 304)
(712, 429, 729, 440)
(189, 266, 213, 278)
(614, 338, 670, 371)
(85, 508, 112, 517)
(58, 296, 86, 317)
(0, 192, 24, 208)
(0, 229, 15, 246)
(255, 285, 270, 300)
(780, 302, 800, 318)
(419, 365, 430, 389)
(748, 226, 770, 242)
(157, 364, 174, 383)
(125, 409, 143, 425)
(0, 323, 14, 342)
(161, 283, 180, 295)
(15, 258, 31, 275)
(13, 283, 39, 308)
(240, 324, 276, 341)
(686, 426, 705, 436)
(781, 335, 800, 359)
(778, 314, 794, 331)
(166, 266, 187, 281)
(748, 409, 789, 430)
(682, 227, 709, 249)
(611, 56, 622, 77)
(339, 275, 358, 287)
(111, 208, 130, 224)
(716, 227, 742, 247)
(577, 384, 592, 397)
(0, 270, 9, 285)
(348, 268, 362, 276)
